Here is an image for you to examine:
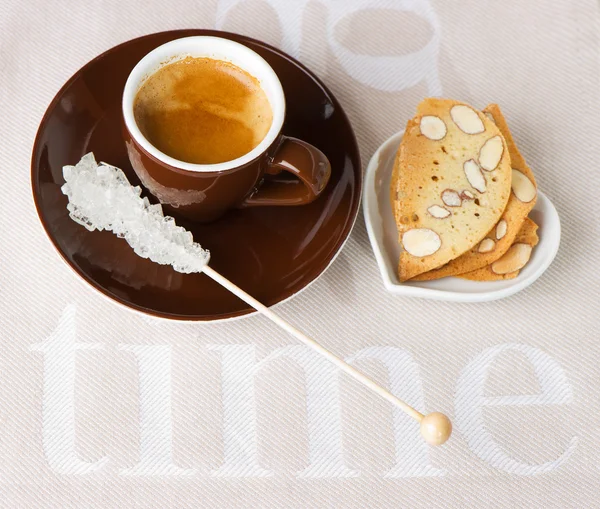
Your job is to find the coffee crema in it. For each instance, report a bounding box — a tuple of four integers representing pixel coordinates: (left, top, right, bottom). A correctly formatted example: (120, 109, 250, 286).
(133, 57, 273, 165)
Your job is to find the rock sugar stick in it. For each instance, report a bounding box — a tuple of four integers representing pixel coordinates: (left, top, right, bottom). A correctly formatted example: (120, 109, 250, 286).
(61, 153, 452, 446)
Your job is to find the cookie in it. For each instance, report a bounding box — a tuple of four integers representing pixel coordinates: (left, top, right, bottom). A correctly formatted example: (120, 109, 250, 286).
(411, 103, 538, 281)
(459, 217, 539, 281)
(391, 98, 512, 281)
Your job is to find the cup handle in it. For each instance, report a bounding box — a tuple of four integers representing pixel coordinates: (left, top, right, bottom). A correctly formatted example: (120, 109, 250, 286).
(241, 136, 331, 207)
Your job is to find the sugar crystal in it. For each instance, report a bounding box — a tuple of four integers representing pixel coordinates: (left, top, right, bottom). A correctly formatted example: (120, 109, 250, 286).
(61, 153, 210, 273)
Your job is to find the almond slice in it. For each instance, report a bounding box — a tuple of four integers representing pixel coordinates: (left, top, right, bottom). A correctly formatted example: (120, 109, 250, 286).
(511, 169, 536, 203)
(450, 105, 485, 134)
(464, 159, 486, 193)
(496, 219, 508, 240)
(491, 243, 532, 274)
(428, 205, 451, 218)
(461, 190, 475, 200)
(402, 228, 441, 257)
(484, 111, 496, 124)
(420, 115, 447, 140)
(479, 135, 504, 171)
(441, 189, 462, 207)
(478, 238, 495, 253)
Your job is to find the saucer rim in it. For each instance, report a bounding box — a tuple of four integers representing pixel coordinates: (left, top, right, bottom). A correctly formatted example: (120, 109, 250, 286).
(363, 130, 561, 303)
(31, 29, 362, 322)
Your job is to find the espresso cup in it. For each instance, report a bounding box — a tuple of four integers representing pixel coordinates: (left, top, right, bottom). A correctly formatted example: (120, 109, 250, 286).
(122, 36, 331, 223)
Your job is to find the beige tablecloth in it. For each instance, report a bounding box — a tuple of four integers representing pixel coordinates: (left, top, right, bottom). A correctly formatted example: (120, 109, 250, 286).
(1, 0, 599, 507)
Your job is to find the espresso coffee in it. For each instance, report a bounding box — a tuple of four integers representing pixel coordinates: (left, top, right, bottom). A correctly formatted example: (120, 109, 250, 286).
(133, 57, 273, 164)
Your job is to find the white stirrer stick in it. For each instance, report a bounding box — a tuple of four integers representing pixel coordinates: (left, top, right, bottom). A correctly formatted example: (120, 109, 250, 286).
(61, 154, 452, 445)
(203, 265, 451, 445)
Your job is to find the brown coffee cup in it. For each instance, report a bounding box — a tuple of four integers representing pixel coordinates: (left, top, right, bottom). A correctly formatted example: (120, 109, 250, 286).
(122, 36, 331, 223)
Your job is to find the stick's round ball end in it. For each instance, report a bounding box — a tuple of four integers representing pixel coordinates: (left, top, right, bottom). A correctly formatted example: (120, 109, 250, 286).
(420, 412, 452, 446)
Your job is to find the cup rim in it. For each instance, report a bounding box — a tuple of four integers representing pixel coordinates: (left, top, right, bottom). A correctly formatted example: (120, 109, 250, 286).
(122, 36, 285, 173)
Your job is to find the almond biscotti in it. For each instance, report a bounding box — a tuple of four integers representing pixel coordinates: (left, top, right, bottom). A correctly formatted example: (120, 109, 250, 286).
(391, 98, 512, 281)
(412, 103, 537, 281)
(459, 217, 539, 281)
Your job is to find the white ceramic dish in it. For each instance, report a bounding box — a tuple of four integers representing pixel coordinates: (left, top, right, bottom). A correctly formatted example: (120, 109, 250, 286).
(363, 131, 561, 302)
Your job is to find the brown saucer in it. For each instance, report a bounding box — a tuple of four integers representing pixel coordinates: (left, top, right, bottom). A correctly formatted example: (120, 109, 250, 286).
(31, 30, 361, 321)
